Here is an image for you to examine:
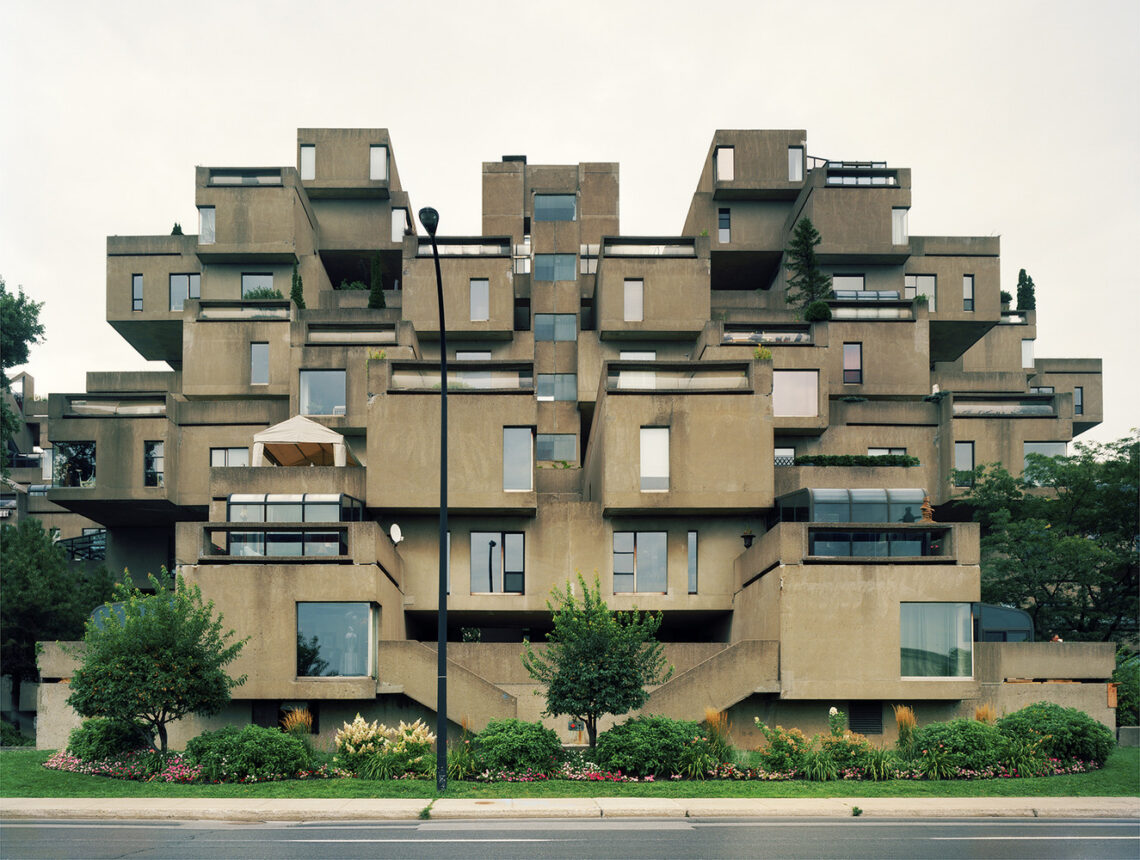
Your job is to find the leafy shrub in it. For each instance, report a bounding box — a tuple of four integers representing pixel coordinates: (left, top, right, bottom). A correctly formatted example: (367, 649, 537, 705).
(0, 720, 33, 747)
(67, 717, 152, 760)
(677, 736, 719, 779)
(753, 722, 807, 774)
(803, 300, 832, 322)
(338, 280, 368, 291)
(999, 734, 1048, 778)
(800, 745, 838, 781)
(753, 346, 772, 361)
(819, 731, 873, 772)
(476, 719, 562, 776)
(596, 715, 700, 777)
(1114, 652, 1139, 728)
(997, 701, 1115, 766)
(911, 718, 1004, 772)
(242, 287, 284, 300)
(185, 725, 310, 782)
(793, 454, 920, 468)
(999, 290, 1013, 304)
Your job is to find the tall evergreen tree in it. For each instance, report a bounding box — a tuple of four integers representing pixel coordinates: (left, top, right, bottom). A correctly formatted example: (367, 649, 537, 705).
(368, 254, 386, 309)
(1016, 268, 1036, 310)
(784, 218, 832, 315)
(290, 263, 305, 309)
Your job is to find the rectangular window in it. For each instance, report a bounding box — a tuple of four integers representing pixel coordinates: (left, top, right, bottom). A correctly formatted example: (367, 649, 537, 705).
(613, 531, 667, 593)
(391, 208, 409, 243)
(168, 273, 201, 311)
(1074, 386, 1084, 416)
(242, 273, 274, 298)
(904, 274, 936, 311)
(536, 433, 576, 462)
(534, 254, 576, 282)
(954, 441, 974, 487)
(1029, 385, 1054, 394)
(534, 313, 576, 342)
(868, 447, 906, 456)
(687, 531, 698, 594)
(250, 342, 269, 386)
(900, 603, 972, 677)
(470, 531, 525, 593)
(714, 146, 734, 181)
(143, 441, 164, 487)
(503, 427, 533, 491)
(536, 373, 577, 402)
(892, 208, 909, 245)
(299, 370, 346, 415)
(788, 146, 804, 182)
(1021, 339, 1035, 369)
(469, 278, 489, 322)
(198, 207, 215, 244)
(131, 274, 143, 312)
(832, 274, 865, 292)
(210, 447, 249, 467)
(53, 441, 96, 488)
(774, 445, 795, 466)
(534, 194, 576, 221)
(296, 602, 374, 677)
(456, 350, 491, 360)
(299, 145, 315, 181)
(369, 145, 388, 181)
(718, 208, 730, 243)
(624, 279, 644, 322)
(963, 275, 975, 311)
(1023, 441, 1066, 471)
(640, 427, 669, 491)
(843, 343, 863, 384)
(772, 370, 819, 417)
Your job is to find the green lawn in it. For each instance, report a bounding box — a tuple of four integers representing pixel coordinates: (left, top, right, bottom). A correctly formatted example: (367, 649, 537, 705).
(2, 748, 1137, 799)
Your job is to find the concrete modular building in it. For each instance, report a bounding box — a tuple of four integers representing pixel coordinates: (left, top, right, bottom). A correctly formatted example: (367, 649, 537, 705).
(35, 129, 1114, 749)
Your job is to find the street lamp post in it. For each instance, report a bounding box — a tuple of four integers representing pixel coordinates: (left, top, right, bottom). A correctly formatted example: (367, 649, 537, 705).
(419, 206, 448, 792)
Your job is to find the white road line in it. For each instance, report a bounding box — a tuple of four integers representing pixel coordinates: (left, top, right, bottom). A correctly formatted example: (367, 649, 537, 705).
(931, 836, 1138, 841)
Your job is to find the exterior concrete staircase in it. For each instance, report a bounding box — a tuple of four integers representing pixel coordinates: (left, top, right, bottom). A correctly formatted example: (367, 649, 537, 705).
(638, 640, 779, 720)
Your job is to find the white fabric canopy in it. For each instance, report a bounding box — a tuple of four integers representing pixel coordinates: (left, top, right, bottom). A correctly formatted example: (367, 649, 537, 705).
(251, 415, 358, 467)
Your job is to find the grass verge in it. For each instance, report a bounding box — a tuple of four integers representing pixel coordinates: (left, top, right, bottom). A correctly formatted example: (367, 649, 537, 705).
(1, 748, 1136, 800)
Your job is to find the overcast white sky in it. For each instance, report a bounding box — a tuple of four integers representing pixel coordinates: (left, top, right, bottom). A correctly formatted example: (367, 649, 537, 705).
(2, 0, 1136, 444)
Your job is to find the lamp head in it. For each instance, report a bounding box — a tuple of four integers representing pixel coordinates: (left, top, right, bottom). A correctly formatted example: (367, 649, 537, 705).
(418, 207, 439, 237)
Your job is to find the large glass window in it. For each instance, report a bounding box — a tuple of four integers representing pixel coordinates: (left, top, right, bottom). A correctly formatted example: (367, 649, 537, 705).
(469, 278, 489, 322)
(954, 441, 974, 487)
(536, 433, 576, 462)
(369, 145, 388, 181)
(210, 447, 249, 467)
(891, 208, 908, 245)
(131, 274, 143, 312)
(470, 531, 524, 593)
(772, 370, 818, 417)
(904, 274, 936, 311)
(1074, 386, 1084, 416)
(534, 194, 576, 222)
(718, 208, 730, 243)
(503, 427, 533, 491)
(1021, 338, 1035, 369)
(297, 602, 373, 677)
(900, 603, 972, 677)
(143, 441, 164, 488)
(843, 343, 863, 384)
(624, 279, 644, 322)
(241, 273, 274, 298)
(299, 144, 315, 180)
(640, 427, 669, 491)
(169, 273, 200, 311)
(534, 313, 576, 342)
(299, 370, 346, 415)
(687, 531, 698, 594)
(714, 146, 734, 182)
(536, 373, 577, 401)
(1023, 441, 1066, 470)
(963, 275, 975, 311)
(613, 531, 667, 593)
(534, 254, 576, 282)
(198, 207, 215, 244)
(53, 442, 96, 488)
(227, 493, 361, 523)
(788, 146, 804, 182)
(250, 342, 269, 386)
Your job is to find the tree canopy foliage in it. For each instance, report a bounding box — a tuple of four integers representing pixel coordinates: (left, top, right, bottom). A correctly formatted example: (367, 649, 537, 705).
(522, 573, 672, 747)
(0, 519, 115, 684)
(1, 276, 46, 476)
(784, 218, 832, 313)
(1016, 268, 1036, 311)
(68, 573, 247, 752)
(953, 434, 1138, 644)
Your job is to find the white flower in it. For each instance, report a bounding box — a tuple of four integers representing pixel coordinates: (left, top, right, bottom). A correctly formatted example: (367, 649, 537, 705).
(829, 707, 838, 716)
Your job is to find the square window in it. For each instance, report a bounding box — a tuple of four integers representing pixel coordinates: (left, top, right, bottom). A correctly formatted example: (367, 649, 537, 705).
(296, 602, 374, 677)
(534, 194, 576, 222)
(131, 274, 143, 312)
(534, 313, 576, 342)
(299, 145, 315, 181)
(503, 427, 533, 491)
(169, 273, 201, 311)
(470, 531, 525, 593)
(624, 279, 644, 322)
(198, 207, 215, 244)
(843, 343, 863, 384)
(143, 441, 164, 487)
(242, 273, 274, 298)
(640, 427, 669, 491)
(534, 254, 577, 282)
(536, 433, 576, 462)
(53, 441, 96, 488)
(299, 370, 346, 415)
(370, 145, 388, 181)
(900, 603, 972, 677)
(613, 531, 667, 593)
(904, 274, 936, 311)
(772, 371, 818, 417)
(714, 146, 734, 182)
(536, 373, 577, 402)
(469, 278, 489, 322)
(250, 342, 269, 386)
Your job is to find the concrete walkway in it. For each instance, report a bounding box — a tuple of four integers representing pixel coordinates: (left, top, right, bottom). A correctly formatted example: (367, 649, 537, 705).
(2, 796, 1137, 821)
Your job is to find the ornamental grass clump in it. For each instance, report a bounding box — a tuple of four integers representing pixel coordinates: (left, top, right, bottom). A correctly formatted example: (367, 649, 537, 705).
(974, 702, 997, 725)
(333, 713, 388, 774)
(892, 704, 917, 758)
(334, 715, 436, 779)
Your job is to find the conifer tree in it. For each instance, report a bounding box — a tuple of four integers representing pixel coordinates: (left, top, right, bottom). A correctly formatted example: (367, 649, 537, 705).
(290, 263, 305, 309)
(1016, 268, 1036, 310)
(368, 254, 386, 309)
(784, 217, 832, 316)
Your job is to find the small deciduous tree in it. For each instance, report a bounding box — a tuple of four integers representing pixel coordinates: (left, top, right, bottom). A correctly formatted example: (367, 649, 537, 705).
(1016, 268, 1036, 311)
(368, 253, 386, 309)
(290, 263, 305, 309)
(522, 573, 672, 747)
(784, 218, 832, 315)
(67, 573, 248, 752)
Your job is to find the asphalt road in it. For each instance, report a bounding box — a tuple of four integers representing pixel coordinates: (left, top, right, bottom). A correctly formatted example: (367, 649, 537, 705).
(1, 817, 1138, 859)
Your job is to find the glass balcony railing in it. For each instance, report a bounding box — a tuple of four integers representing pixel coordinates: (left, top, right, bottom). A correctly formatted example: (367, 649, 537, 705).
(198, 301, 290, 321)
(64, 397, 166, 417)
(952, 397, 1055, 417)
(722, 327, 812, 345)
(824, 162, 899, 186)
(606, 363, 751, 392)
(389, 364, 534, 392)
(602, 238, 696, 257)
(208, 168, 283, 186)
(808, 526, 950, 558)
(416, 239, 510, 257)
(205, 525, 348, 559)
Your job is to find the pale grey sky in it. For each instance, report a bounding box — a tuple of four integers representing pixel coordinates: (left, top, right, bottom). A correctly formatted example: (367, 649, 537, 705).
(2, 0, 1136, 443)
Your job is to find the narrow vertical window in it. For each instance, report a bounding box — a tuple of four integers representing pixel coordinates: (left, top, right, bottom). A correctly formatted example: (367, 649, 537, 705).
(892, 208, 909, 245)
(963, 275, 975, 311)
(391, 208, 408, 243)
(640, 427, 669, 491)
(687, 531, 698, 594)
(954, 441, 975, 486)
(198, 207, 215, 244)
(1021, 339, 1035, 369)
(369, 145, 388, 181)
(469, 278, 489, 322)
(131, 274, 143, 312)
(143, 441, 164, 487)
(624, 279, 644, 322)
(718, 208, 731, 243)
(714, 146, 734, 181)
(503, 427, 533, 491)
(1074, 386, 1084, 416)
(788, 146, 804, 182)
(251, 342, 269, 386)
(843, 343, 863, 384)
(299, 145, 315, 181)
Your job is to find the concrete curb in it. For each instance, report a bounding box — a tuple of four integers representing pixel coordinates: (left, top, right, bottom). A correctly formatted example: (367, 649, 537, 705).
(2, 796, 1137, 822)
